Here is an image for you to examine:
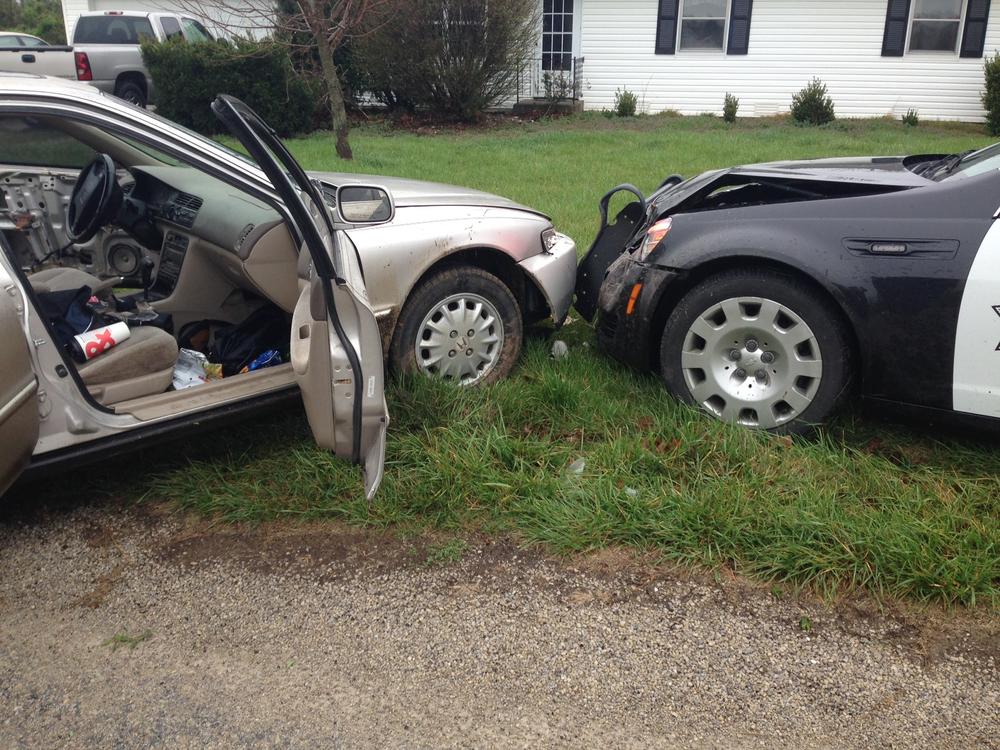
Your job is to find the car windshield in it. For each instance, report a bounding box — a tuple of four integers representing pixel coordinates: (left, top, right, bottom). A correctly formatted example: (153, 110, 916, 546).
(938, 142, 1000, 181)
(97, 90, 257, 168)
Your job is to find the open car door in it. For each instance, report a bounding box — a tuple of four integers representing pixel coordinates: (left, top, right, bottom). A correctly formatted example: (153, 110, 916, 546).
(212, 96, 389, 499)
(0, 251, 39, 495)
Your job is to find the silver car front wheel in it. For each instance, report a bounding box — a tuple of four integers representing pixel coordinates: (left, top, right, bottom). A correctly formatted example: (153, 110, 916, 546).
(415, 292, 504, 385)
(389, 265, 523, 387)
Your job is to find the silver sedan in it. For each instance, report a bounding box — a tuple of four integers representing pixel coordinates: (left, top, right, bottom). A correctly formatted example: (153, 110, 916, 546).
(0, 74, 576, 497)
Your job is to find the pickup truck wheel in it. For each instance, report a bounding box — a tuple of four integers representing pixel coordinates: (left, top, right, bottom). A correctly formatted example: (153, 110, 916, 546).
(389, 266, 522, 386)
(115, 80, 147, 108)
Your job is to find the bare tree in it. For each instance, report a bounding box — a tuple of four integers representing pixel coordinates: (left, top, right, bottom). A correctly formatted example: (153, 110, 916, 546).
(175, 0, 386, 159)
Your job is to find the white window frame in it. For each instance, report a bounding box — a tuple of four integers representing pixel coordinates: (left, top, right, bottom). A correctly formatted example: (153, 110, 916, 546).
(906, 0, 967, 55)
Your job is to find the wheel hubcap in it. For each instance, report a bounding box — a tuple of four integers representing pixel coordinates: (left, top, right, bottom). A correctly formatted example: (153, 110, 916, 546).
(680, 296, 823, 429)
(415, 292, 503, 385)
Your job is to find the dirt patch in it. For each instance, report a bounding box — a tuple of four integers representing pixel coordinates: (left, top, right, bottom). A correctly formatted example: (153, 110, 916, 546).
(146, 509, 999, 669)
(156, 520, 422, 580)
(72, 564, 124, 609)
(563, 543, 1000, 670)
(80, 520, 117, 550)
(351, 109, 565, 135)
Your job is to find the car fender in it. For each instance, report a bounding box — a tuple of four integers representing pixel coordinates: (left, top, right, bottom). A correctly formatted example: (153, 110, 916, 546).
(650, 214, 859, 317)
(346, 205, 563, 340)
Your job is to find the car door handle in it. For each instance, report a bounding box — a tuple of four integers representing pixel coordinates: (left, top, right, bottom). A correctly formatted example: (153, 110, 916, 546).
(21, 54, 35, 63)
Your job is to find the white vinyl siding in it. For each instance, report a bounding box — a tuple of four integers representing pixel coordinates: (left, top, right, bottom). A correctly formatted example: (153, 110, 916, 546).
(61, 0, 90, 41)
(578, 0, 1000, 121)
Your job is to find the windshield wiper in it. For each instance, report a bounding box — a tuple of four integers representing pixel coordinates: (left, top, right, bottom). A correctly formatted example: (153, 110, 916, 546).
(926, 149, 976, 179)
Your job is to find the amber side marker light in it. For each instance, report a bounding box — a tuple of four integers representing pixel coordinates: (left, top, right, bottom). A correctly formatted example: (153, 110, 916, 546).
(626, 283, 643, 315)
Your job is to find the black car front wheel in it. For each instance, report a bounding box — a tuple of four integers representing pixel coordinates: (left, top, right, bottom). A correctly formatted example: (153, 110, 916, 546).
(659, 268, 852, 434)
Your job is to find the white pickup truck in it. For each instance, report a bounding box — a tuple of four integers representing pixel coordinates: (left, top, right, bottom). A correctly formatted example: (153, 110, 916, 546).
(0, 11, 213, 107)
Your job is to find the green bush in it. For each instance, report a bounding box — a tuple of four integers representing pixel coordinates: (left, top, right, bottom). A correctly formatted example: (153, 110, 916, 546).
(614, 87, 638, 117)
(723, 92, 739, 123)
(140, 38, 317, 136)
(983, 53, 1000, 136)
(790, 77, 835, 126)
(353, 0, 537, 120)
(902, 108, 919, 127)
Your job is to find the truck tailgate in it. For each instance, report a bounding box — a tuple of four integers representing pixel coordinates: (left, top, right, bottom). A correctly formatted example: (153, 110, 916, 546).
(0, 46, 77, 79)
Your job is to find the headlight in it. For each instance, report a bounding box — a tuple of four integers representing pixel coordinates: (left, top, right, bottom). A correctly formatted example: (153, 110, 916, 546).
(541, 227, 559, 253)
(635, 218, 673, 262)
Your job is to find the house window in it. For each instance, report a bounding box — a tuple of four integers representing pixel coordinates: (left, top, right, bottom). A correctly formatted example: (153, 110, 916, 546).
(909, 0, 964, 52)
(679, 0, 728, 50)
(542, 0, 573, 71)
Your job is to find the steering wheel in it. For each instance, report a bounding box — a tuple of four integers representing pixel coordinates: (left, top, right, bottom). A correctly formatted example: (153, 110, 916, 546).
(66, 153, 123, 244)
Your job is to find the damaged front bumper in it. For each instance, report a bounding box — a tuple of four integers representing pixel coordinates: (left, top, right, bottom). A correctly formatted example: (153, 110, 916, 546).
(593, 253, 681, 371)
(519, 231, 578, 325)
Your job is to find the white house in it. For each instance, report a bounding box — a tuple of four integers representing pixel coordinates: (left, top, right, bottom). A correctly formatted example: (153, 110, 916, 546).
(61, 0, 1000, 122)
(531, 0, 1000, 121)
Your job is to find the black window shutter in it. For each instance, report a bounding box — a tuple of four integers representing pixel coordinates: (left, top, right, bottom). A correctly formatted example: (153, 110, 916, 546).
(960, 0, 991, 57)
(655, 0, 681, 55)
(881, 0, 912, 56)
(726, 0, 754, 54)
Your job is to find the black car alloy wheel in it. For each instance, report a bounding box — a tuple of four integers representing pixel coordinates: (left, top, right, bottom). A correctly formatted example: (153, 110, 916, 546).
(659, 268, 853, 434)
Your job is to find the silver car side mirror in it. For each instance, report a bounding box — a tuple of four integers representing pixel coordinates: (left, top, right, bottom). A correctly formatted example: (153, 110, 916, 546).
(336, 185, 395, 224)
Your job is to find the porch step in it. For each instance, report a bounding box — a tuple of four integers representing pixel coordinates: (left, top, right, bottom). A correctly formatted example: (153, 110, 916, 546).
(512, 98, 584, 115)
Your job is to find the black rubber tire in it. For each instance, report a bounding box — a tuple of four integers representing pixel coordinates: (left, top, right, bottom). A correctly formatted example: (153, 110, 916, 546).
(389, 265, 523, 386)
(659, 268, 853, 434)
(115, 80, 147, 108)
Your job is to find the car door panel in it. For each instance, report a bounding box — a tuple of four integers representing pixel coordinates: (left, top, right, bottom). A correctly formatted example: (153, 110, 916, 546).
(291, 273, 387, 475)
(0, 266, 39, 494)
(953, 219, 1000, 417)
(212, 95, 388, 498)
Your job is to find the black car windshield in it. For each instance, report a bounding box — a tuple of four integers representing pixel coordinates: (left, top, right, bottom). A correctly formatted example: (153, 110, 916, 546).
(939, 142, 1000, 181)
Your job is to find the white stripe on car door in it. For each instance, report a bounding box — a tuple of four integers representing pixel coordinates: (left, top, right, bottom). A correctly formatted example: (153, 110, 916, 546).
(953, 219, 1000, 416)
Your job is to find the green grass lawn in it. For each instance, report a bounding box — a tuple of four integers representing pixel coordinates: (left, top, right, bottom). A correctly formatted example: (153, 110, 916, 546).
(31, 114, 1000, 608)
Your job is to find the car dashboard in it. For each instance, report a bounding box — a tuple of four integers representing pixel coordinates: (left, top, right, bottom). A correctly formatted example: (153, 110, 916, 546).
(124, 164, 298, 314)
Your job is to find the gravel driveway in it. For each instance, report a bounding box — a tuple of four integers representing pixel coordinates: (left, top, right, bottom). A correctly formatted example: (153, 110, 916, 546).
(0, 500, 997, 749)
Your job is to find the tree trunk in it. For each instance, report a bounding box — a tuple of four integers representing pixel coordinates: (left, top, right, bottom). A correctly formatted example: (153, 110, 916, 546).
(315, 31, 353, 160)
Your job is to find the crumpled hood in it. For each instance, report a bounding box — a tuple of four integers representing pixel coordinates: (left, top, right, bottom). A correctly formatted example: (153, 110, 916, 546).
(728, 154, 932, 187)
(310, 171, 548, 218)
(651, 154, 932, 214)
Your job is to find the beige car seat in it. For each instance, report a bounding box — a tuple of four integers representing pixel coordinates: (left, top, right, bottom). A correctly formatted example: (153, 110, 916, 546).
(28, 268, 178, 405)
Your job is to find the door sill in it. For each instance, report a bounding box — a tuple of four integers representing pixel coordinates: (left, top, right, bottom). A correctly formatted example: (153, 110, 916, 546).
(113, 363, 296, 420)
